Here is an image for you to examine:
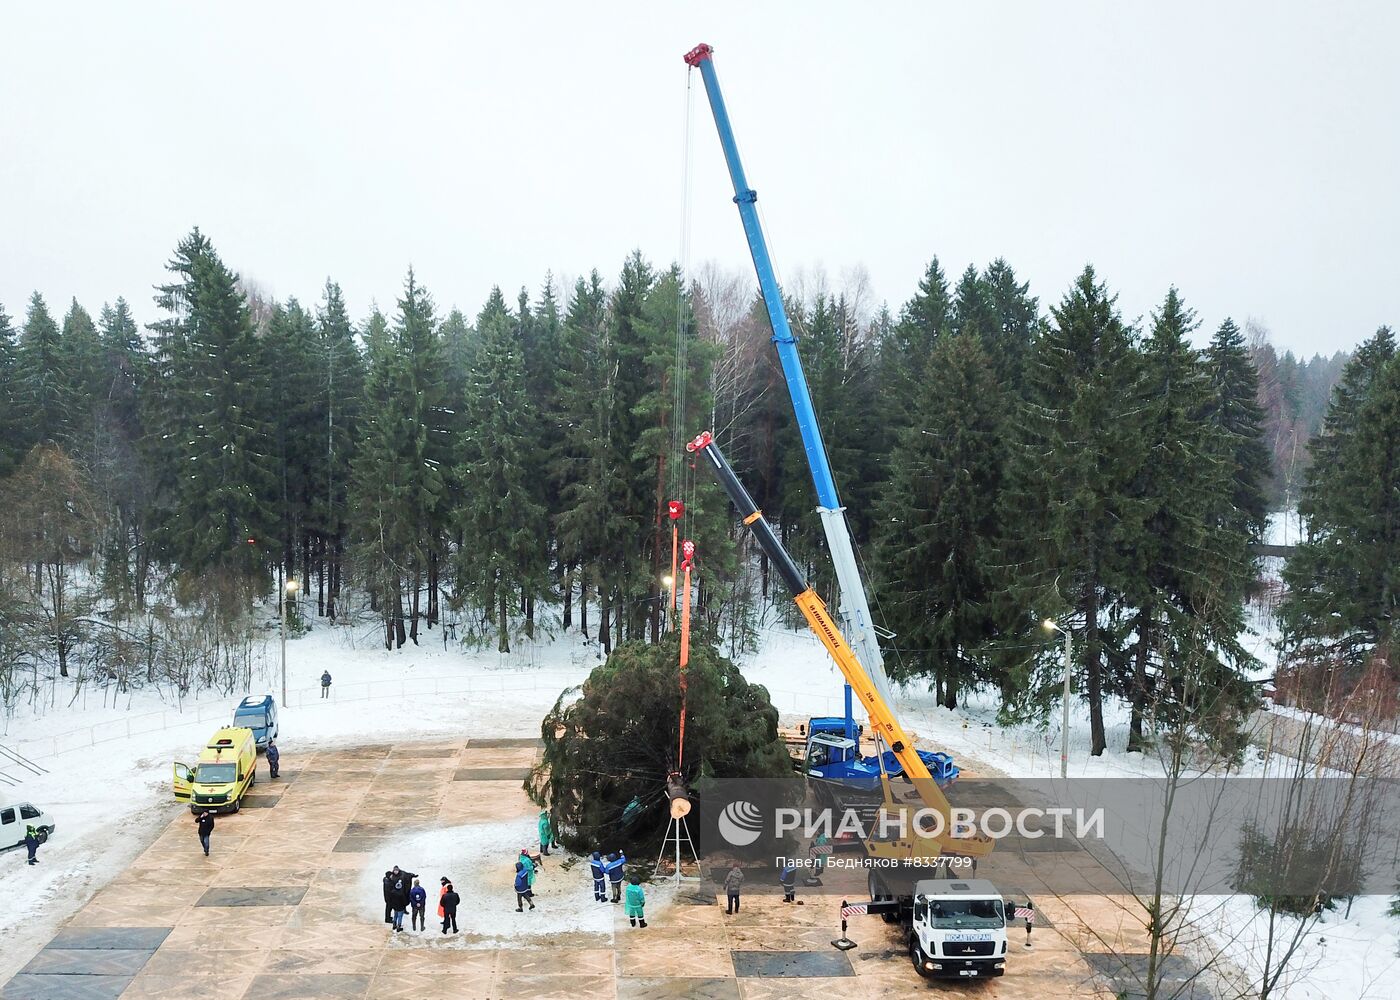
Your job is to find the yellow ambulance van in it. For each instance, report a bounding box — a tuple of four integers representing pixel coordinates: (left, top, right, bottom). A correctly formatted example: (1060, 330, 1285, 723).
(173, 727, 257, 814)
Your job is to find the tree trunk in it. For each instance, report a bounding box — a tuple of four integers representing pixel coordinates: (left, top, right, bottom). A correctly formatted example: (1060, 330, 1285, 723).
(525, 596, 535, 640)
(1128, 610, 1152, 753)
(393, 586, 406, 649)
(580, 571, 589, 640)
(1084, 578, 1106, 756)
(427, 551, 438, 628)
(600, 590, 611, 656)
(410, 569, 421, 644)
(562, 563, 574, 631)
(498, 589, 510, 653)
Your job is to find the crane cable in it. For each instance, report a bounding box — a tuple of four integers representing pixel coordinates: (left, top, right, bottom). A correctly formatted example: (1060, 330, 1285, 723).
(672, 63, 698, 778)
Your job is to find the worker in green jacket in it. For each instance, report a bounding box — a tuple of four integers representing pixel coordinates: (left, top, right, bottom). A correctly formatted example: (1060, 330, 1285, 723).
(537, 810, 553, 857)
(624, 875, 647, 928)
(518, 848, 537, 886)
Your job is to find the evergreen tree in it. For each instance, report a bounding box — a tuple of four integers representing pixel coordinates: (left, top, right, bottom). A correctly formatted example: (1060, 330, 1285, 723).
(313, 281, 364, 618)
(347, 273, 448, 647)
(978, 258, 1040, 391)
(880, 258, 951, 429)
(552, 272, 621, 644)
(1282, 328, 1400, 669)
(260, 298, 321, 590)
(998, 266, 1148, 755)
(1122, 289, 1253, 750)
(62, 300, 107, 450)
(453, 288, 548, 652)
(94, 298, 152, 609)
(876, 332, 1004, 708)
(1202, 318, 1271, 543)
(0, 304, 20, 476)
(147, 230, 275, 581)
(16, 292, 73, 447)
(604, 251, 657, 646)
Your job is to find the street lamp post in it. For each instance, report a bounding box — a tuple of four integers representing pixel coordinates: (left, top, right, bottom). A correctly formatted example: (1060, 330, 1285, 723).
(1043, 619, 1073, 779)
(282, 579, 299, 708)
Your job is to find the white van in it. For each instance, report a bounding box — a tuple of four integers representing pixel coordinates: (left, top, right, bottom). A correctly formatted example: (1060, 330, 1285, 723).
(1, 801, 55, 850)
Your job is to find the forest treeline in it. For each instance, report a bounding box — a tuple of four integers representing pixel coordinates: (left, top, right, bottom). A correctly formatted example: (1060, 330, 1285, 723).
(0, 228, 1390, 755)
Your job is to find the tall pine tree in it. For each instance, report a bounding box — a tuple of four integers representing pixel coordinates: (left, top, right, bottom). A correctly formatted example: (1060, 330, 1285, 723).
(999, 266, 1148, 755)
(876, 332, 1004, 708)
(453, 288, 548, 652)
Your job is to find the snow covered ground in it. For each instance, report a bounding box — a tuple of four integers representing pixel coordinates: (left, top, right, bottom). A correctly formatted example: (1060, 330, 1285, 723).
(3, 597, 1397, 997)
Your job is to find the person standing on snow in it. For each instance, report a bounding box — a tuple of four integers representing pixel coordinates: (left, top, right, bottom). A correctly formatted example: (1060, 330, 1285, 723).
(436, 877, 449, 924)
(24, 825, 40, 865)
(514, 861, 536, 911)
(388, 872, 411, 932)
(440, 882, 460, 934)
(409, 879, 427, 931)
(382, 871, 395, 924)
(195, 810, 215, 857)
(537, 810, 554, 857)
(518, 848, 537, 886)
(624, 875, 647, 927)
(724, 864, 744, 914)
(320, 670, 332, 698)
(266, 739, 280, 779)
(605, 851, 627, 902)
(589, 851, 607, 902)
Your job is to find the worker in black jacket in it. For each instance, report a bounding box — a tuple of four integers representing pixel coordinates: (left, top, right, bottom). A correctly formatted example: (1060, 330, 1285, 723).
(440, 882, 460, 934)
(382, 871, 394, 924)
(195, 811, 215, 857)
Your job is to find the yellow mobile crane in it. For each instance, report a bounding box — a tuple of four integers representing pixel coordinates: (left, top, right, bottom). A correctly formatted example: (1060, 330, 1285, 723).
(687, 431, 992, 866)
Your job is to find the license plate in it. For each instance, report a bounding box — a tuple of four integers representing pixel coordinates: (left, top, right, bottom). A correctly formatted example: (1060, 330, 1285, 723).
(959, 970, 978, 977)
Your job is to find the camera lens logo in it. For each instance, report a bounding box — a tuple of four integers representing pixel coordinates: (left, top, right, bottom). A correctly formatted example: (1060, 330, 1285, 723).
(717, 800, 765, 846)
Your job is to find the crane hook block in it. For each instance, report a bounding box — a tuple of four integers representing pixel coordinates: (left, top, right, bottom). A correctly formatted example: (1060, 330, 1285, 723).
(684, 43, 714, 66)
(668, 499, 685, 520)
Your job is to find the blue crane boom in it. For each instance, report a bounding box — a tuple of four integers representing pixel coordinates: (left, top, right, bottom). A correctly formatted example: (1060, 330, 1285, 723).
(683, 42, 897, 720)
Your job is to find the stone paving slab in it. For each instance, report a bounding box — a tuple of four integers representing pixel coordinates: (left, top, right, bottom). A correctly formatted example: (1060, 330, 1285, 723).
(44, 930, 170, 952)
(194, 887, 308, 907)
(1, 975, 135, 1000)
(617, 978, 742, 1000)
(453, 766, 533, 781)
(467, 737, 543, 749)
(730, 951, 855, 978)
(1084, 953, 1214, 1000)
(244, 974, 372, 999)
(18, 953, 151, 978)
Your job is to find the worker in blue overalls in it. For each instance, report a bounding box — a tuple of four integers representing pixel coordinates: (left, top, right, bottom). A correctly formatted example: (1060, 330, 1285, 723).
(589, 851, 607, 902)
(605, 851, 627, 902)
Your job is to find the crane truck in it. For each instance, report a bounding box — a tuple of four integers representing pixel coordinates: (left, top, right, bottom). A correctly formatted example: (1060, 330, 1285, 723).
(689, 431, 1011, 978)
(682, 42, 958, 802)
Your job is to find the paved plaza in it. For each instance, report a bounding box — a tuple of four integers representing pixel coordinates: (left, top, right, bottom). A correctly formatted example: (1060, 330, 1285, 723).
(1, 738, 1168, 999)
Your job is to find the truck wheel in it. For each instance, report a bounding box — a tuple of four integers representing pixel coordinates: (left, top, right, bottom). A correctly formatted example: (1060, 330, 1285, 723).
(868, 873, 898, 924)
(230, 798, 240, 814)
(36, 827, 51, 845)
(909, 937, 933, 979)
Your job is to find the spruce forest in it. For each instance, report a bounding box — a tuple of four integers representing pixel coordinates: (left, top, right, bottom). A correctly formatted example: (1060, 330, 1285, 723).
(0, 228, 1390, 757)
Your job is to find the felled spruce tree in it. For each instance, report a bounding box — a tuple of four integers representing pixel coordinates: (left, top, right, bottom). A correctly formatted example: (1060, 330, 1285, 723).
(527, 635, 793, 853)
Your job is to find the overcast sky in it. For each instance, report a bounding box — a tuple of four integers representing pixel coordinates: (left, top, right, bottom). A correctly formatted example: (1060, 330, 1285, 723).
(2, 2, 1396, 357)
